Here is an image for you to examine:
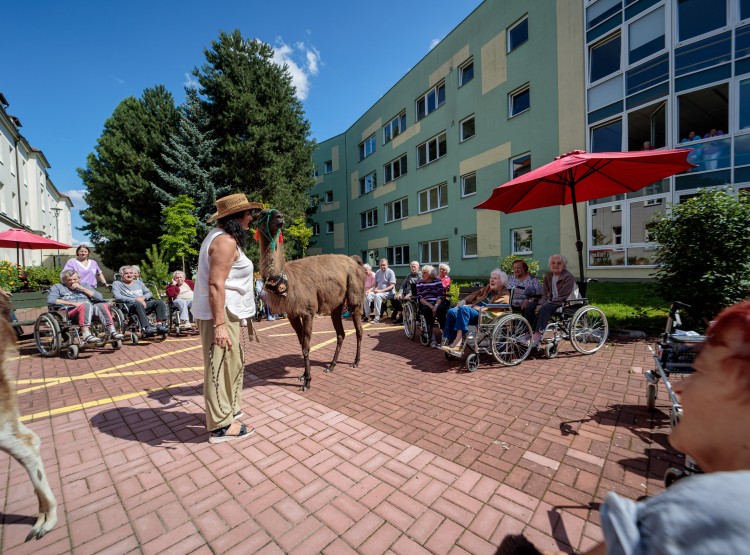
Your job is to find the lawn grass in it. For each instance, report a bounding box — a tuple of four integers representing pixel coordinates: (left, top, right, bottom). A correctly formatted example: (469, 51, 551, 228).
(585, 281, 669, 334)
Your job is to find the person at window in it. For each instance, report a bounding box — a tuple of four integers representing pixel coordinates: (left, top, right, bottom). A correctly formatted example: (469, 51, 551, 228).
(63, 245, 108, 289)
(366, 258, 396, 324)
(392, 260, 420, 324)
(111, 265, 169, 336)
(166, 270, 195, 330)
(192, 193, 263, 443)
(441, 270, 510, 354)
(416, 265, 446, 348)
(48, 269, 123, 343)
(438, 263, 451, 288)
(703, 128, 725, 139)
(507, 259, 543, 323)
(641, 140, 655, 150)
(361, 264, 376, 321)
(680, 131, 700, 143)
(530, 254, 580, 348)
(529, 299, 750, 555)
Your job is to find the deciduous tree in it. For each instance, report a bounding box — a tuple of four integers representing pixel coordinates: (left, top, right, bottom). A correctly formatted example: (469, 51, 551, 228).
(160, 195, 199, 274)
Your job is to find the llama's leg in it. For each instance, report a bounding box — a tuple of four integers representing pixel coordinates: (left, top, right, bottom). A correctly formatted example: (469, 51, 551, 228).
(325, 306, 346, 373)
(289, 316, 313, 391)
(0, 423, 58, 541)
(350, 304, 363, 368)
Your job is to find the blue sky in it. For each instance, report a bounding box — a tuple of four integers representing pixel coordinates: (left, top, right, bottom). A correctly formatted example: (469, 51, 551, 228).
(5, 0, 482, 244)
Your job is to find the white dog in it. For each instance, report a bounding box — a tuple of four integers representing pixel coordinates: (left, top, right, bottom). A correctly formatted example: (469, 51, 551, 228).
(0, 294, 57, 540)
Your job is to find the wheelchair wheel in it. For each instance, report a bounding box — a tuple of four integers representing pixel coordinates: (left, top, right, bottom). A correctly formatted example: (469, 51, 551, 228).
(34, 313, 62, 357)
(490, 314, 533, 366)
(112, 339, 122, 350)
(130, 333, 139, 345)
(544, 342, 559, 359)
(255, 297, 264, 322)
(403, 301, 417, 340)
(646, 383, 657, 411)
(465, 353, 479, 373)
(419, 316, 430, 346)
(569, 305, 609, 354)
(112, 306, 126, 334)
(66, 344, 79, 360)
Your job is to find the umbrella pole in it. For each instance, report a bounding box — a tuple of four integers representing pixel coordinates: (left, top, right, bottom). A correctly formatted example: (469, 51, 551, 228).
(569, 184, 586, 285)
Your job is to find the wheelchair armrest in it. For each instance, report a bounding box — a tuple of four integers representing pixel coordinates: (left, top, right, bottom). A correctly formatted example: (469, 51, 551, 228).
(483, 304, 511, 310)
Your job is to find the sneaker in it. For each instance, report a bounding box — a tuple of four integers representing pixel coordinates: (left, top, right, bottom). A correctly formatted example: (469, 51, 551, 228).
(180, 321, 192, 330)
(372, 318, 380, 324)
(83, 333, 101, 344)
(430, 339, 437, 348)
(143, 325, 156, 336)
(342, 311, 351, 317)
(267, 315, 277, 321)
(107, 327, 125, 340)
(156, 324, 169, 334)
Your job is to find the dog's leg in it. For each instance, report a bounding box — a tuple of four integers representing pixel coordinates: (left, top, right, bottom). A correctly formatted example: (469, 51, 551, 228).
(1, 422, 58, 541)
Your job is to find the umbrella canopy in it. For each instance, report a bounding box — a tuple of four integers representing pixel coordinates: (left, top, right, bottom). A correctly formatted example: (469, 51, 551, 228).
(475, 149, 695, 283)
(0, 228, 74, 265)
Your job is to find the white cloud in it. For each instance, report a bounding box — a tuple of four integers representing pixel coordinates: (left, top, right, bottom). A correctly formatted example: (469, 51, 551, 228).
(271, 37, 322, 101)
(184, 73, 199, 90)
(63, 189, 87, 210)
(429, 38, 442, 50)
(113, 76, 125, 85)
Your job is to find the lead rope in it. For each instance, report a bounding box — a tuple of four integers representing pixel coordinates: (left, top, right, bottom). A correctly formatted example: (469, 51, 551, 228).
(207, 334, 245, 424)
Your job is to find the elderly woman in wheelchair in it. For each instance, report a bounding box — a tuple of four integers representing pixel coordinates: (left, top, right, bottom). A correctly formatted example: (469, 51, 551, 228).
(530, 254, 608, 358)
(34, 269, 124, 359)
(111, 265, 169, 343)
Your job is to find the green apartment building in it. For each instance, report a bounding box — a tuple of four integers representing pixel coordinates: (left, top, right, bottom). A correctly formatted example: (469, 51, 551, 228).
(308, 0, 586, 280)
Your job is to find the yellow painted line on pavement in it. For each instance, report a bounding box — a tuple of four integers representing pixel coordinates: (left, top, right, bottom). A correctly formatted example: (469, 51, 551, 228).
(19, 379, 201, 422)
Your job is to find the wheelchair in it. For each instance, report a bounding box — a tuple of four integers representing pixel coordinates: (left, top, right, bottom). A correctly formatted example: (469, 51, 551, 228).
(442, 287, 535, 372)
(111, 288, 168, 345)
(402, 297, 433, 346)
(645, 301, 705, 483)
(34, 302, 123, 359)
(534, 281, 609, 359)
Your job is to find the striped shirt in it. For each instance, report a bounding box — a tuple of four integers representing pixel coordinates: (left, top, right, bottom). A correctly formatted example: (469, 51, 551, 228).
(416, 280, 445, 304)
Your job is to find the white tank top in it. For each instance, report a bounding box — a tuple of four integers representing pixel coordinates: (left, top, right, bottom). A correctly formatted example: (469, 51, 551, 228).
(191, 228, 256, 320)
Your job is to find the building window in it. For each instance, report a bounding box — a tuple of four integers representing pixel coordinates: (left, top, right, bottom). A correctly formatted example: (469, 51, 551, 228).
(509, 85, 530, 117)
(417, 132, 447, 167)
(312, 223, 320, 236)
(326, 221, 334, 234)
(324, 160, 333, 174)
(508, 16, 529, 52)
(743, 0, 750, 20)
(418, 182, 448, 213)
(627, 101, 666, 151)
(419, 239, 449, 264)
(459, 116, 476, 142)
(416, 81, 446, 121)
(586, 0, 620, 30)
(384, 154, 407, 183)
(589, 33, 621, 83)
(383, 112, 406, 144)
(312, 167, 319, 178)
(386, 245, 410, 266)
(512, 227, 533, 254)
(363, 249, 379, 267)
(461, 173, 477, 197)
(591, 119, 622, 152)
(511, 153, 531, 179)
(628, 7, 665, 65)
(459, 58, 474, 86)
(678, 0, 726, 43)
(385, 197, 409, 223)
(462, 235, 478, 258)
(359, 172, 377, 196)
(360, 208, 378, 230)
(309, 194, 320, 209)
(359, 135, 376, 161)
(324, 190, 333, 204)
(678, 84, 728, 146)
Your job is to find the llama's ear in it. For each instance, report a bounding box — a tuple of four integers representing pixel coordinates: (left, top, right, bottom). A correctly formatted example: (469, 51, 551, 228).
(254, 229, 260, 242)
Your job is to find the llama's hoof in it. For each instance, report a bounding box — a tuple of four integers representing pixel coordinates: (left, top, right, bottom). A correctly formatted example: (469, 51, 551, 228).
(350, 361, 359, 368)
(299, 380, 311, 392)
(323, 365, 335, 373)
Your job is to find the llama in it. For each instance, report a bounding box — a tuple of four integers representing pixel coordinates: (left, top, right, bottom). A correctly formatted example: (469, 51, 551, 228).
(0, 294, 57, 540)
(256, 209, 365, 391)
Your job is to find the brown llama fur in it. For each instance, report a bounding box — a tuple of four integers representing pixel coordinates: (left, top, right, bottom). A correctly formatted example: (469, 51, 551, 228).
(256, 209, 364, 391)
(0, 294, 57, 540)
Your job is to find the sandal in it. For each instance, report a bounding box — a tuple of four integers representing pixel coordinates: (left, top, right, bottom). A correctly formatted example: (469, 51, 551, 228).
(209, 423, 255, 444)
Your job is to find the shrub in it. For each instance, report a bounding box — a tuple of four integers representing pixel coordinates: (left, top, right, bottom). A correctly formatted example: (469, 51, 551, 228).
(23, 265, 62, 291)
(140, 245, 171, 297)
(650, 188, 750, 324)
(499, 254, 542, 278)
(0, 261, 20, 292)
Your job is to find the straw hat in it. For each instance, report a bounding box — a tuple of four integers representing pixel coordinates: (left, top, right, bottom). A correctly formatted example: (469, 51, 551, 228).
(207, 194, 264, 223)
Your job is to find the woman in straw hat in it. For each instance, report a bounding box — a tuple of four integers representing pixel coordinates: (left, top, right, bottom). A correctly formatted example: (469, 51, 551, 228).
(192, 193, 263, 443)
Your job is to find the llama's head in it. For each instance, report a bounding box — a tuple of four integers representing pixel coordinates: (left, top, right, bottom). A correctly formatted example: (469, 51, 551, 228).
(258, 209, 284, 237)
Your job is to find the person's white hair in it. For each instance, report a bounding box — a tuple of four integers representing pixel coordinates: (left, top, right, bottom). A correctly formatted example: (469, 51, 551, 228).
(421, 265, 437, 278)
(363, 263, 372, 271)
(172, 270, 186, 279)
(438, 263, 451, 273)
(60, 269, 78, 281)
(490, 268, 508, 287)
(119, 265, 133, 275)
(548, 254, 567, 268)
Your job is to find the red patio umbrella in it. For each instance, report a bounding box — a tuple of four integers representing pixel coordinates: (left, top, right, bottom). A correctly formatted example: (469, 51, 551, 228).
(474, 149, 695, 284)
(0, 228, 74, 265)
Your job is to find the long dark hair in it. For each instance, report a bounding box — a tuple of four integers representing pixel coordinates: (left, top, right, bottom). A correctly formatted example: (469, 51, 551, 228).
(217, 213, 247, 249)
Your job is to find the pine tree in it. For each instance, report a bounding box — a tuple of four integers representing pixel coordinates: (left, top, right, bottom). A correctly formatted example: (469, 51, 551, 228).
(193, 30, 316, 223)
(78, 86, 179, 269)
(153, 88, 227, 238)
(160, 195, 199, 274)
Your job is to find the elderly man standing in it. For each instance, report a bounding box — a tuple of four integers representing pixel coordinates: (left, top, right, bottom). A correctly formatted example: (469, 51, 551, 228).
(366, 258, 396, 324)
(112, 265, 169, 336)
(166, 270, 195, 330)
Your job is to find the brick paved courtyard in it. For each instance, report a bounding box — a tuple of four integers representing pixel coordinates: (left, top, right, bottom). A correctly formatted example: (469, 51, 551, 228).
(1, 315, 683, 554)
